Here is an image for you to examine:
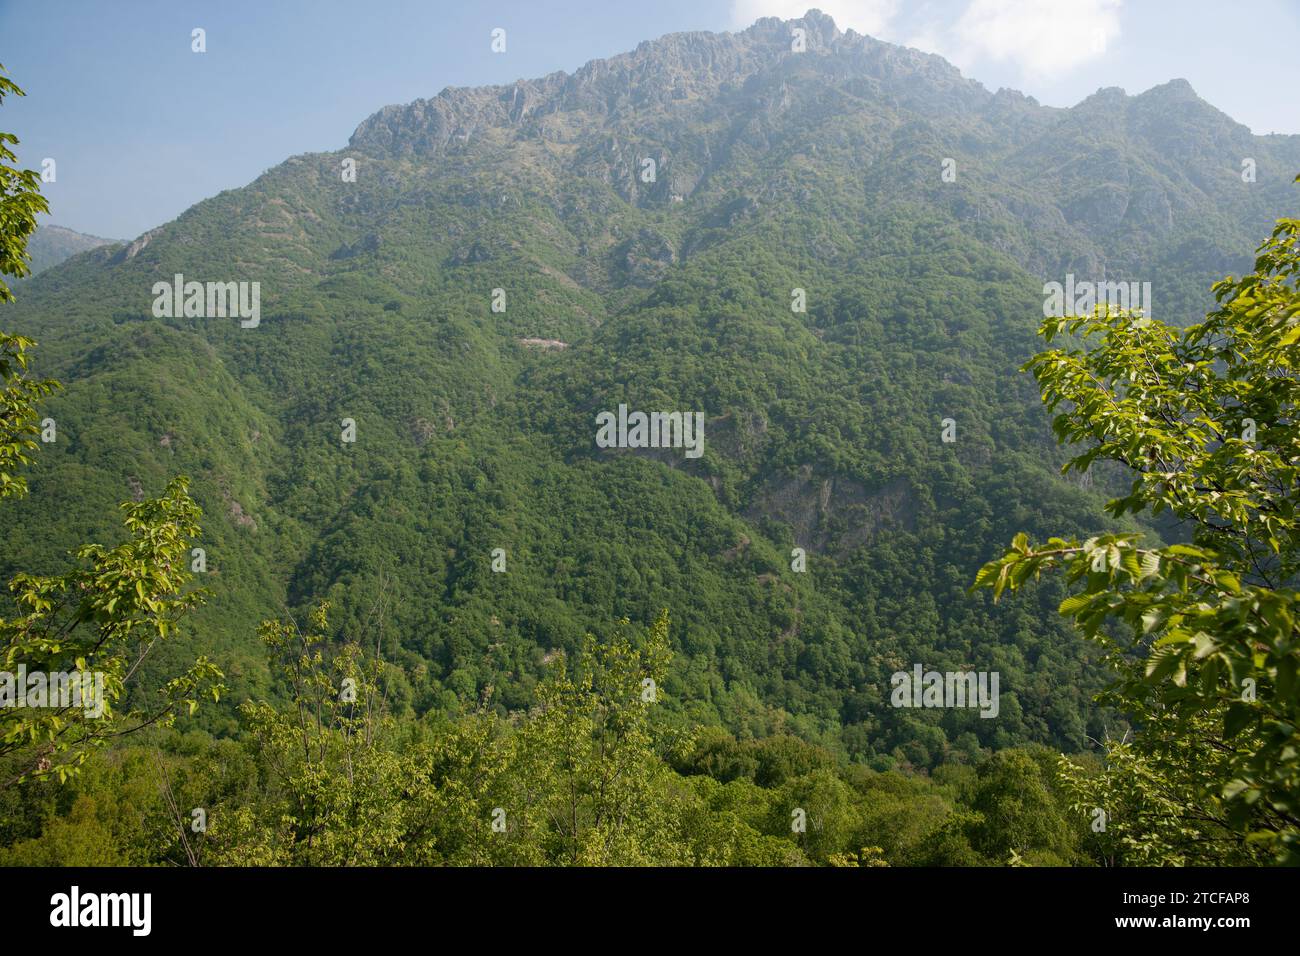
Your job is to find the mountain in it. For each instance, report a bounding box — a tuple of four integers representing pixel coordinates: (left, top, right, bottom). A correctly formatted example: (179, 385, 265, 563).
(2, 9, 1298, 765)
(22, 224, 119, 275)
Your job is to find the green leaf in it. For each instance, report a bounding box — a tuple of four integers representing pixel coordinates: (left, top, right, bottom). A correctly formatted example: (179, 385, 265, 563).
(1058, 593, 1092, 616)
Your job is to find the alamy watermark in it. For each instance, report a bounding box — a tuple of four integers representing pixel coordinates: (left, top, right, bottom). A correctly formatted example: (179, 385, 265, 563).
(1043, 275, 1152, 320)
(595, 404, 704, 459)
(0, 666, 105, 718)
(152, 273, 260, 328)
(890, 664, 999, 718)
(50, 886, 150, 936)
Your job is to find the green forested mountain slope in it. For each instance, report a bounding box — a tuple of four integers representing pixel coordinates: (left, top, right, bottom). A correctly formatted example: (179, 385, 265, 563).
(2, 10, 1297, 765)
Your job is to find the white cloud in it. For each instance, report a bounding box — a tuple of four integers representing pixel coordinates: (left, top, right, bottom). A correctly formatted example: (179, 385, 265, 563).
(729, 1, 901, 38)
(731, 0, 1123, 78)
(901, 28, 946, 57)
(941, 0, 1122, 76)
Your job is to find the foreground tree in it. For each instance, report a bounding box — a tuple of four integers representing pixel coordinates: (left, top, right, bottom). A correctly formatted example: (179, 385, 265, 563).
(207, 607, 695, 865)
(205, 602, 414, 865)
(515, 611, 689, 864)
(1, 64, 55, 503)
(976, 193, 1300, 863)
(0, 477, 224, 788)
(0, 63, 46, 305)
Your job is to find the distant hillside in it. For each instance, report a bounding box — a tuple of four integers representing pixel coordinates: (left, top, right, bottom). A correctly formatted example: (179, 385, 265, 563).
(24, 224, 118, 275)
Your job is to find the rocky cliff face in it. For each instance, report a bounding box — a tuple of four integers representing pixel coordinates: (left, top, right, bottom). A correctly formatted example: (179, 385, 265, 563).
(342, 9, 1298, 299)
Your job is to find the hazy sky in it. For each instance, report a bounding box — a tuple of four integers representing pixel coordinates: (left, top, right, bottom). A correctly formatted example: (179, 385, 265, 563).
(3, 0, 1298, 240)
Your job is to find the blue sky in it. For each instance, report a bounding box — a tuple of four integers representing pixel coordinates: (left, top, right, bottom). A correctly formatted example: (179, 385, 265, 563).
(3, 0, 1298, 240)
